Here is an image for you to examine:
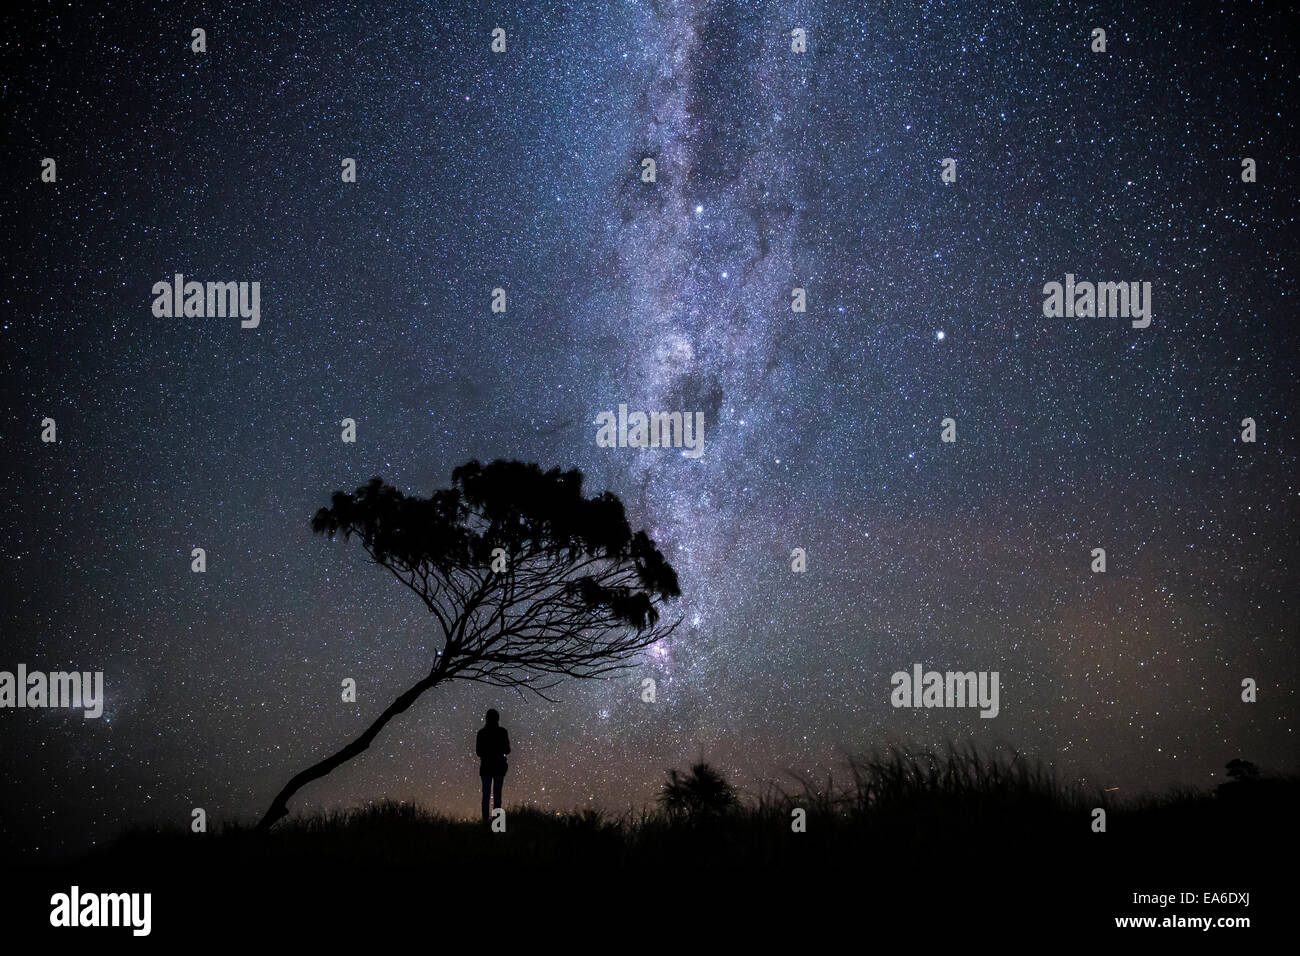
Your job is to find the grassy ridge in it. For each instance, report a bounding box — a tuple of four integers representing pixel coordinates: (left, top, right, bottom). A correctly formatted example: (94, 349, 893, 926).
(90, 744, 1295, 872)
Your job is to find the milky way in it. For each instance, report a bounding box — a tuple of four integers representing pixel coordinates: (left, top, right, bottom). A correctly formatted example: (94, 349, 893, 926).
(1, 1, 1295, 860)
(610, 0, 808, 618)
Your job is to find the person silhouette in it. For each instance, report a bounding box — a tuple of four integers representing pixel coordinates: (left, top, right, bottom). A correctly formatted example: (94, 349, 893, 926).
(476, 708, 510, 823)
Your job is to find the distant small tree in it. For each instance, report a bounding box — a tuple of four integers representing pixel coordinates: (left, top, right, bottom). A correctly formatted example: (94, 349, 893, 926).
(1224, 758, 1259, 782)
(659, 762, 739, 821)
(257, 460, 681, 831)
(1216, 758, 1263, 801)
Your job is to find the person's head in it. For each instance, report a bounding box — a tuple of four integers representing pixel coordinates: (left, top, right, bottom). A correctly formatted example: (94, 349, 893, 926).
(485, 708, 499, 727)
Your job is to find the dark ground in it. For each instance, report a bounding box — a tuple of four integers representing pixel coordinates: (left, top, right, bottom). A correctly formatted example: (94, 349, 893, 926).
(0, 753, 1287, 942)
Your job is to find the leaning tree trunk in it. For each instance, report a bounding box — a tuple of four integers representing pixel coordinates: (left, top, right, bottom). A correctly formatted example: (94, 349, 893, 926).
(256, 671, 443, 831)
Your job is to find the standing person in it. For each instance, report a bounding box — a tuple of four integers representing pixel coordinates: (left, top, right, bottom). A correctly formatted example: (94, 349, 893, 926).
(476, 709, 510, 823)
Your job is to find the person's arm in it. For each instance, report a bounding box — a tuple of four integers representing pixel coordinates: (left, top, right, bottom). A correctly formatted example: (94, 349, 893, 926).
(475, 730, 484, 758)
(502, 729, 510, 755)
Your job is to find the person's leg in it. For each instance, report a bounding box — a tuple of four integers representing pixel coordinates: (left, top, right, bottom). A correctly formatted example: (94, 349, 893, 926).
(481, 774, 491, 822)
(493, 773, 504, 813)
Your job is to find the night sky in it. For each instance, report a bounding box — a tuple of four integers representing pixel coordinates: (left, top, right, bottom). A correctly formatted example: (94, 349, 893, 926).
(2, 0, 1295, 860)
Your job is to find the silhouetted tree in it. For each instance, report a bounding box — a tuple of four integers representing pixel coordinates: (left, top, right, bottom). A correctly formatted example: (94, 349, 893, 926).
(1224, 758, 1259, 782)
(257, 460, 681, 831)
(1216, 758, 1263, 801)
(659, 762, 739, 821)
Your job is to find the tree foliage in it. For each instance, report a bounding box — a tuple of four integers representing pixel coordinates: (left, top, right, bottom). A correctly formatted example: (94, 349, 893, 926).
(309, 459, 681, 692)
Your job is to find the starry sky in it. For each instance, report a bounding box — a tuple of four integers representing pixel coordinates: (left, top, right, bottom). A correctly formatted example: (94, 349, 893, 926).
(1, 0, 1296, 860)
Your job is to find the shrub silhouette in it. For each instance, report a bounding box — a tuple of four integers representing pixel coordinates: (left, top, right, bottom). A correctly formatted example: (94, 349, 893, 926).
(658, 762, 739, 821)
(1224, 758, 1259, 782)
(1216, 757, 1280, 803)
